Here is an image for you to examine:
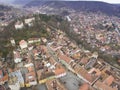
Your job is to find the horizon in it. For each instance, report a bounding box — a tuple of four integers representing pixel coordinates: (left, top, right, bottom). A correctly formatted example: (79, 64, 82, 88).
(0, 0, 120, 4)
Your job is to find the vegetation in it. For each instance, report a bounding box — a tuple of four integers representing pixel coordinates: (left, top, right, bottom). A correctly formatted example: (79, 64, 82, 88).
(0, 14, 66, 58)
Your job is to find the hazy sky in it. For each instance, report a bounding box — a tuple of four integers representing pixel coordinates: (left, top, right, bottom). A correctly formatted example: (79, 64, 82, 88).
(85, 0, 120, 3)
(0, 0, 120, 4)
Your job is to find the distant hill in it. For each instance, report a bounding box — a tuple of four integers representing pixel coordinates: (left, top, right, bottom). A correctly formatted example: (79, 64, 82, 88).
(0, 4, 12, 11)
(0, 0, 14, 4)
(0, 5, 12, 17)
(25, 1, 120, 17)
(13, 0, 33, 5)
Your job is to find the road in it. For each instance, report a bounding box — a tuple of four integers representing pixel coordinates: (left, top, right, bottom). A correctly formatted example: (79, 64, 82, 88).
(47, 44, 86, 84)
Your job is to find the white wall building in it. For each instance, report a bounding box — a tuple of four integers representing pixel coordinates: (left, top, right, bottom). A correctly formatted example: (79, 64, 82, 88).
(15, 21, 24, 30)
(13, 51, 22, 63)
(25, 17, 35, 26)
(19, 40, 28, 49)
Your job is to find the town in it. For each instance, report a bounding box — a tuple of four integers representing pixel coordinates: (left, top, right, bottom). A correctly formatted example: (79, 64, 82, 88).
(0, 14, 120, 90)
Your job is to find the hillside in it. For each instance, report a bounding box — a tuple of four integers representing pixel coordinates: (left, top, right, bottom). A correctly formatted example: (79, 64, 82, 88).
(13, 0, 33, 5)
(0, 14, 69, 57)
(25, 1, 120, 17)
(0, 4, 12, 11)
(0, 5, 12, 17)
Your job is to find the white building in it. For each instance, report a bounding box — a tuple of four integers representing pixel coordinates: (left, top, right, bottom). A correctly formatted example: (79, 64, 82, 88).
(19, 40, 28, 49)
(15, 21, 24, 30)
(13, 51, 22, 63)
(28, 38, 41, 44)
(10, 38, 16, 46)
(9, 83, 20, 90)
(25, 17, 35, 26)
(66, 16, 71, 22)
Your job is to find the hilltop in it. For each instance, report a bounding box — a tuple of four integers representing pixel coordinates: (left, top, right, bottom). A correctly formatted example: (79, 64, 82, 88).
(25, 1, 120, 17)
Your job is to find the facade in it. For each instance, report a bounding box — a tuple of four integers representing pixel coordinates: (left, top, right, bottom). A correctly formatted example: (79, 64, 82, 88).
(24, 17, 35, 26)
(10, 38, 16, 46)
(15, 21, 24, 30)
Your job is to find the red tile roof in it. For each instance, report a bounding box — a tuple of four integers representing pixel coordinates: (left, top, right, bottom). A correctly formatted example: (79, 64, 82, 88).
(103, 75, 114, 86)
(54, 65, 66, 76)
(95, 81, 118, 90)
(79, 83, 89, 90)
(59, 54, 72, 63)
(74, 64, 96, 83)
(80, 57, 89, 65)
(19, 40, 27, 45)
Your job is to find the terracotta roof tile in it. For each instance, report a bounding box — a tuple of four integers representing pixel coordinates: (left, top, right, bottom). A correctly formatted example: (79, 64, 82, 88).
(79, 83, 89, 90)
(59, 54, 72, 63)
(103, 75, 114, 86)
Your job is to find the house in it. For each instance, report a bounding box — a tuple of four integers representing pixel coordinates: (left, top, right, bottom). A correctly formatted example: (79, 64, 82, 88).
(25, 72, 37, 87)
(28, 38, 41, 44)
(0, 69, 8, 84)
(13, 51, 22, 63)
(103, 75, 114, 86)
(59, 54, 73, 64)
(24, 63, 34, 72)
(9, 83, 20, 90)
(24, 17, 35, 26)
(73, 64, 97, 84)
(41, 37, 47, 43)
(94, 81, 118, 90)
(54, 64, 66, 78)
(19, 40, 28, 49)
(79, 83, 94, 90)
(37, 70, 42, 81)
(66, 16, 71, 22)
(10, 38, 16, 46)
(92, 52, 98, 59)
(80, 57, 89, 65)
(88, 68, 101, 76)
(85, 57, 97, 69)
(15, 21, 24, 30)
(46, 79, 67, 90)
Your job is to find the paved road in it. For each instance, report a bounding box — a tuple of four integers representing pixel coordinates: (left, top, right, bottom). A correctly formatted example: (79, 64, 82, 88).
(47, 44, 89, 83)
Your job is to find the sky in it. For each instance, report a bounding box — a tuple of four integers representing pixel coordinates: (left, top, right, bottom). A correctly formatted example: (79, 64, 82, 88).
(85, 0, 120, 4)
(0, 0, 120, 4)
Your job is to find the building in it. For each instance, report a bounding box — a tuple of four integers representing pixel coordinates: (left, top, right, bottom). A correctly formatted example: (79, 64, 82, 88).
(94, 81, 118, 90)
(8, 70, 24, 89)
(15, 21, 24, 30)
(103, 75, 115, 86)
(10, 38, 16, 46)
(85, 57, 97, 69)
(19, 40, 28, 49)
(13, 51, 22, 63)
(25, 72, 37, 87)
(41, 37, 47, 43)
(24, 63, 34, 72)
(24, 17, 35, 26)
(46, 79, 67, 90)
(79, 83, 94, 90)
(54, 64, 66, 78)
(0, 69, 8, 85)
(28, 38, 41, 44)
